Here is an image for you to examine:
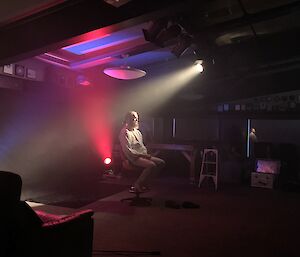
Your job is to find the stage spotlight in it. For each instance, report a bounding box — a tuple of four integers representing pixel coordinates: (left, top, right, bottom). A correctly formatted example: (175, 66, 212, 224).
(171, 33, 193, 58)
(194, 60, 204, 73)
(103, 157, 117, 178)
(155, 24, 182, 47)
(104, 157, 112, 165)
(143, 18, 168, 42)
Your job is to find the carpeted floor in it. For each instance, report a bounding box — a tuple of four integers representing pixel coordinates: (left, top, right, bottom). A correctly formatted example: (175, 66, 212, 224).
(28, 177, 300, 257)
(26, 182, 129, 208)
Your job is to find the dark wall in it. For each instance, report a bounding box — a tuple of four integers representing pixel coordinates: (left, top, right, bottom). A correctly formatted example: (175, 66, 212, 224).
(175, 118, 219, 142)
(1, 58, 198, 199)
(149, 115, 248, 182)
(252, 120, 300, 145)
(0, 87, 102, 200)
(2, 55, 300, 197)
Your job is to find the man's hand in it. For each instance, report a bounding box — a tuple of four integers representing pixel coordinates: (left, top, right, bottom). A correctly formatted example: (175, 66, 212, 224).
(138, 154, 152, 159)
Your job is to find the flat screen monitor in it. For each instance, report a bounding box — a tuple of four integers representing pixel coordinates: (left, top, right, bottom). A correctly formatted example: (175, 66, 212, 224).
(255, 159, 281, 174)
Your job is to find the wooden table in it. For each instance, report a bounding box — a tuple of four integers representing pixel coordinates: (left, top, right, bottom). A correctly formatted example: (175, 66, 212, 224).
(147, 143, 198, 184)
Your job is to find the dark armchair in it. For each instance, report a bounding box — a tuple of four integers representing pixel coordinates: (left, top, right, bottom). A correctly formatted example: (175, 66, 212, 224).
(0, 171, 94, 257)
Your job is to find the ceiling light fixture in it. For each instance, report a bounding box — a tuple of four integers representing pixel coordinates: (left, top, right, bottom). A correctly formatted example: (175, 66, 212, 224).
(103, 66, 146, 80)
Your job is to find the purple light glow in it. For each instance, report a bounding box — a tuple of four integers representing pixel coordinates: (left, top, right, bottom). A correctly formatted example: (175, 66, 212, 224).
(63, 28, 144, 55)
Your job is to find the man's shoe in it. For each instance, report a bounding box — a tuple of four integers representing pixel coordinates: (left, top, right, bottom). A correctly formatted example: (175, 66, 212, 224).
(182, 201, 200, 208)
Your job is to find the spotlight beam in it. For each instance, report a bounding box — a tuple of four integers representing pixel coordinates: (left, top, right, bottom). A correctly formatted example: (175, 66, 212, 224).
(113, 63, 201, 117)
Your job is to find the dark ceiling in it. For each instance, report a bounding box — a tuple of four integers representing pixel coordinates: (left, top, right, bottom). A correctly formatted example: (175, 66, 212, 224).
(1, 0, 300, 105)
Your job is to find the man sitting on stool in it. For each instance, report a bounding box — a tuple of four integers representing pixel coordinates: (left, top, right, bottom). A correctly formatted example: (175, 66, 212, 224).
(119, 111, 165, 193)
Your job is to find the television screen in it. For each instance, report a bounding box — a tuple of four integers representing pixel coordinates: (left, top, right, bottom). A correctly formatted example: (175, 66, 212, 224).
(256, 159, 281, 174)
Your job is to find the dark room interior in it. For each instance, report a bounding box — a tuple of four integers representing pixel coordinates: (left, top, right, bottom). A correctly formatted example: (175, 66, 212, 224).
(1, 1, 300, 257)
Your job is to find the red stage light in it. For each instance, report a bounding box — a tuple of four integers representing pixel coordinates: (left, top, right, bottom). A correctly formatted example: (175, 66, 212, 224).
(79, 80, 91, 87)
(104, 157, 112, 165)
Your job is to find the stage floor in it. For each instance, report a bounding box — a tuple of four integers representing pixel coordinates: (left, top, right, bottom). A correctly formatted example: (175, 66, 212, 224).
(28, 176, 300, 257)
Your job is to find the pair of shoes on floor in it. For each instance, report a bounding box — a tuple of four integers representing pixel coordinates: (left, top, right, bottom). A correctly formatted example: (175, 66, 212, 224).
(129, 185, 150, 193)
(165, 200, 200, 209)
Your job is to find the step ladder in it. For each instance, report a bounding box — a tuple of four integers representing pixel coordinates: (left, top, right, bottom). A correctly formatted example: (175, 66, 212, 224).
(198, 148, 218, 190)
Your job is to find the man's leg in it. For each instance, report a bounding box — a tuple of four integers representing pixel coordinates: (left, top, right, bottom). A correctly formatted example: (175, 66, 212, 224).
(132, 158, 156, 191)
(150, 156, 165, 170)
(148, 156, 165, 179)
